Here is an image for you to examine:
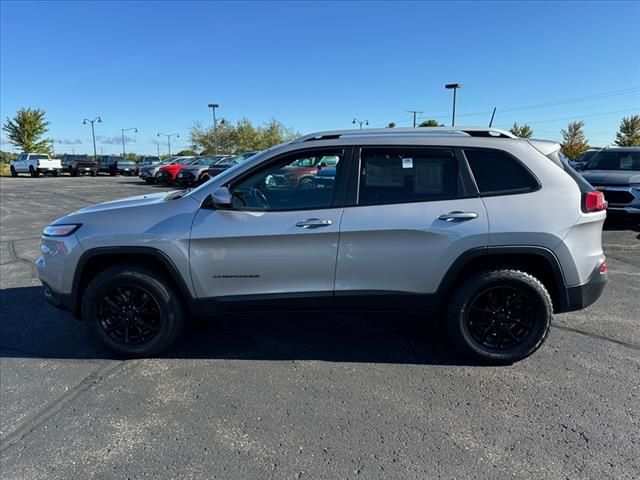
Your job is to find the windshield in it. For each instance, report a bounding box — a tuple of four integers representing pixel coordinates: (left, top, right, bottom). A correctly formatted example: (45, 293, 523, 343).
(586, 151, 640, 171)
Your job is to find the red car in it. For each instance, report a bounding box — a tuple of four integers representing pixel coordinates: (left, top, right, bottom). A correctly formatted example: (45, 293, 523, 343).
(156, 157, 197, 184)
(265, 154, 339, 189)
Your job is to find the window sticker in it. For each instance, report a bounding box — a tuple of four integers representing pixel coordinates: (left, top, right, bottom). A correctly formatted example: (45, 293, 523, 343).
(414, 159, 445, 193)
(402, 157, 413, 169)
(364, 158, 404, 187)
(620, 156, 633, 169)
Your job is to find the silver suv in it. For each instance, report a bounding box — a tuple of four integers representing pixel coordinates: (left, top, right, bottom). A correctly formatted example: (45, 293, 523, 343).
(37, 128, 608, 363)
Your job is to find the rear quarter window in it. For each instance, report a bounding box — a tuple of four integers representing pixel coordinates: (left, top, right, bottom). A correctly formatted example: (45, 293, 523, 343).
(464, 148, 539, 195)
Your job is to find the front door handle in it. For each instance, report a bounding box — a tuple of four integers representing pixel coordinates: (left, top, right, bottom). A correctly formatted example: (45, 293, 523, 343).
(438, 211, 478, 222)
(295, 218, 333, 228)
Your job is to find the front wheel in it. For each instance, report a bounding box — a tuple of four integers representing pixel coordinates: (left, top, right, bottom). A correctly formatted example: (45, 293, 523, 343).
(29, 166, 39, 177)
(82, 265, 185, 358)
(445, 269, 552, 365)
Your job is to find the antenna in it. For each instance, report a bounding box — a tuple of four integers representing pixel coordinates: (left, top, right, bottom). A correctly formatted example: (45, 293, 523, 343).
(489, 107, 496, 127)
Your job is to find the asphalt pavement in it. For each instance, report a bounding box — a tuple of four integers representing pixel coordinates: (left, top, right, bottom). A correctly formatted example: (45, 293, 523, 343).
(1, 176, 639, 480)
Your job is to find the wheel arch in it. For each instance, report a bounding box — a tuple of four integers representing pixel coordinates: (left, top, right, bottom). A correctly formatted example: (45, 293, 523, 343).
(71, 247, 194, 320)
(437, 246, 569, 314)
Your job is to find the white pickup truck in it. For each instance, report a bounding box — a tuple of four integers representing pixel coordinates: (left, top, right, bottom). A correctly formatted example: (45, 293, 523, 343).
(10, 153, 62, 177)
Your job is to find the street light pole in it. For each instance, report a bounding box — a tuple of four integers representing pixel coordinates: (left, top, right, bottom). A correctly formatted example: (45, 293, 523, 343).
(208, 103, 219, 154)
(444, 83, 462, 126)
(121, 127, 138, 158)
(157, 133, 179, 156)
(83, 116, 102, 160)
(352, 118, 369, 129)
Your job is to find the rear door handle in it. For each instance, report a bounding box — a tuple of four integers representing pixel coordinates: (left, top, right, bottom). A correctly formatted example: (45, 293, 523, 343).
(438, 211, 478, 221)
(295, 218, 333, 228)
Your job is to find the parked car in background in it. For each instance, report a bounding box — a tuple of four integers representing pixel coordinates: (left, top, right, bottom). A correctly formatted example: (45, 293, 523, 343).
(579, 147, 640, 217)
(206, 151, 260, 179)
(98, 156, 124, 176)
(10, 153, 62, 177)
(138, 156, 184, 183)
(156, 157, 197, 184)
(139, 156, 161, 166)
(313, 165, 336, 188)
(61, 154, 98, 176)
(265, 154, 339, 189)
(175, 155, 230, 186)
(38, 127, 607, 362)
(117, 160, 139, 176)
(571, 149, 601, 170)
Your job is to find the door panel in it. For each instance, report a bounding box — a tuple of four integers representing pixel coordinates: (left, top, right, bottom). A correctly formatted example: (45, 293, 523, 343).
(335, 198, 488, 294)
(189, 208, 342, 298)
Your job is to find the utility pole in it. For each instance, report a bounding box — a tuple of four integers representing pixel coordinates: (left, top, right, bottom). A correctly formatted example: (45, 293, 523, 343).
(156, 143, 160, 156)
(407, 110, 423, 128)
(83, 116, 102, 160)
(208, 103, 219, 154)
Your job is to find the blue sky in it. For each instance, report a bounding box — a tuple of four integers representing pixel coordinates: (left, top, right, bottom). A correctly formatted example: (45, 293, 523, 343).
(1, 0, 639, 155)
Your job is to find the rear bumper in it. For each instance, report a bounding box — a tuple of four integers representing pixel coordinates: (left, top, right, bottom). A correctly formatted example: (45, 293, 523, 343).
(563, 261, 608, 312)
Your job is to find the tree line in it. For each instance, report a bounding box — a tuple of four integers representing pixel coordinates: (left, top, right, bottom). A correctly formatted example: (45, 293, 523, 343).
(2, 108, 639, 163)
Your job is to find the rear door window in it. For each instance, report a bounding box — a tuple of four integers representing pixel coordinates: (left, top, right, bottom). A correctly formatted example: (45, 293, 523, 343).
(464, 148, 539, 195)
(357, 147, 466, 206)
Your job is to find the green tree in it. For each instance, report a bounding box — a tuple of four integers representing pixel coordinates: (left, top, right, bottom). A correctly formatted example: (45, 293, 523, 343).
(175, 149, 197, 156)
(2, 108, 52, 154)
(614, 115, 640, 146)
(418, 119, 442, 127)
(387, 122, 396, 128)
(190, 118, 298, 155)
(509, 122, 534, 138)
(561, 121, 589, 160)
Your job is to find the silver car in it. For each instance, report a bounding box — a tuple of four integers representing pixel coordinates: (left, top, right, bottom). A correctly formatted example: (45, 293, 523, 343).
(579, 147, 640, 217)
(37, 127, 608, 363)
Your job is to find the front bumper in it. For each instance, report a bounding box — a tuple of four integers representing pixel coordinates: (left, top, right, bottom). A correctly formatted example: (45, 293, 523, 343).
(564, 260, 608, 312)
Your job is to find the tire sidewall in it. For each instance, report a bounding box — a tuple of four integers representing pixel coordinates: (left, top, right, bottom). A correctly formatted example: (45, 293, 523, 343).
(82, 268, 183, 357)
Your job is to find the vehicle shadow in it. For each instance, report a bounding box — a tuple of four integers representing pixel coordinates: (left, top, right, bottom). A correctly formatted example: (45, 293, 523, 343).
(603, 218, 639, 232)
(0, 286, 478, 366)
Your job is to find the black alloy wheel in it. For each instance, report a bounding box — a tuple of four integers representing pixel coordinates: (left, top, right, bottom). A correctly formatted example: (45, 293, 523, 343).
(466, 286, 534, 351)
(97, 285, 162, 345)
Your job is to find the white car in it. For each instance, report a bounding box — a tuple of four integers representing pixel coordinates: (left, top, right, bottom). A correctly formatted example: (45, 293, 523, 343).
(10, 153, 62, 177)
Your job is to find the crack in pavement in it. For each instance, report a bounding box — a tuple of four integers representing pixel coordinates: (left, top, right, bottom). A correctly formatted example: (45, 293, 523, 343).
(7, 241, 38, 278)
(0, 361, 125, 454)
(551, 323, 640, 352)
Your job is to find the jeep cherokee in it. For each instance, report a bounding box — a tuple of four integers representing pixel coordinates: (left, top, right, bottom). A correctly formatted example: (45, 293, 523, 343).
(37, 127, 608, 363)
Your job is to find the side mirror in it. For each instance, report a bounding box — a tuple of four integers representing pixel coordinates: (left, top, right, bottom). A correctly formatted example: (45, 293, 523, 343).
(209, 186, 232, 209)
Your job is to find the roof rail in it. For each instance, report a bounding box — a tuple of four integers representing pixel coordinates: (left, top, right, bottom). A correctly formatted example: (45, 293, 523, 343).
(293, 127, 516, 143)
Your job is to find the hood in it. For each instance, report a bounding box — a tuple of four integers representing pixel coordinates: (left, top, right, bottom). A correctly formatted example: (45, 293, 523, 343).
(581, 170, 640, 186)
(67, 191, 178, 216)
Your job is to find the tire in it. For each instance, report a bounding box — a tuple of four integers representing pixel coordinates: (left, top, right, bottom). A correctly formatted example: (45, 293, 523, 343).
(90, 170, 97, 177)
(82, 265, 185, 358)
(298, 177, 314, 189)
(10, 166, 17, 177)
(52, 170, 60, 177)
(29, 166, 38, 177)
(198, 173, 210, 185)
(155, 172, 162, 183)
(109, 171, 116, 176)
(445, 269, 552, 365)
(70, 168, 77, 177)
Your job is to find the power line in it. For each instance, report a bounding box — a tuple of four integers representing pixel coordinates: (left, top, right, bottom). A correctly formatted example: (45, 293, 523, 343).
(494, 108, 639, 127)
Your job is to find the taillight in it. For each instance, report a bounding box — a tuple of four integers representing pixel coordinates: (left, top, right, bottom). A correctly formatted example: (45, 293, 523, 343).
(599, 262, 608, 274)
(584, 191, 606, 212)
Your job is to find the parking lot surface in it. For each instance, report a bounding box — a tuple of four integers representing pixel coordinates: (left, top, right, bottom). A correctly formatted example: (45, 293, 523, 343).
(1, 176, 639, 480)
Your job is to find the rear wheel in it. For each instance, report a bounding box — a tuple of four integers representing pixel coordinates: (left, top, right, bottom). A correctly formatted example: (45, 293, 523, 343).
(82, 265, 185, 358)
(10, 166, 17, 177)
(445, 269, 552, 364)
(70, 168, 78, 177)
(29, 166, 38, 177)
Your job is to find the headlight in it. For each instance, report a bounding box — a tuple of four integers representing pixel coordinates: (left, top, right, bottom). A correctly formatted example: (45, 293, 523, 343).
(43, 224, 82, 237)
